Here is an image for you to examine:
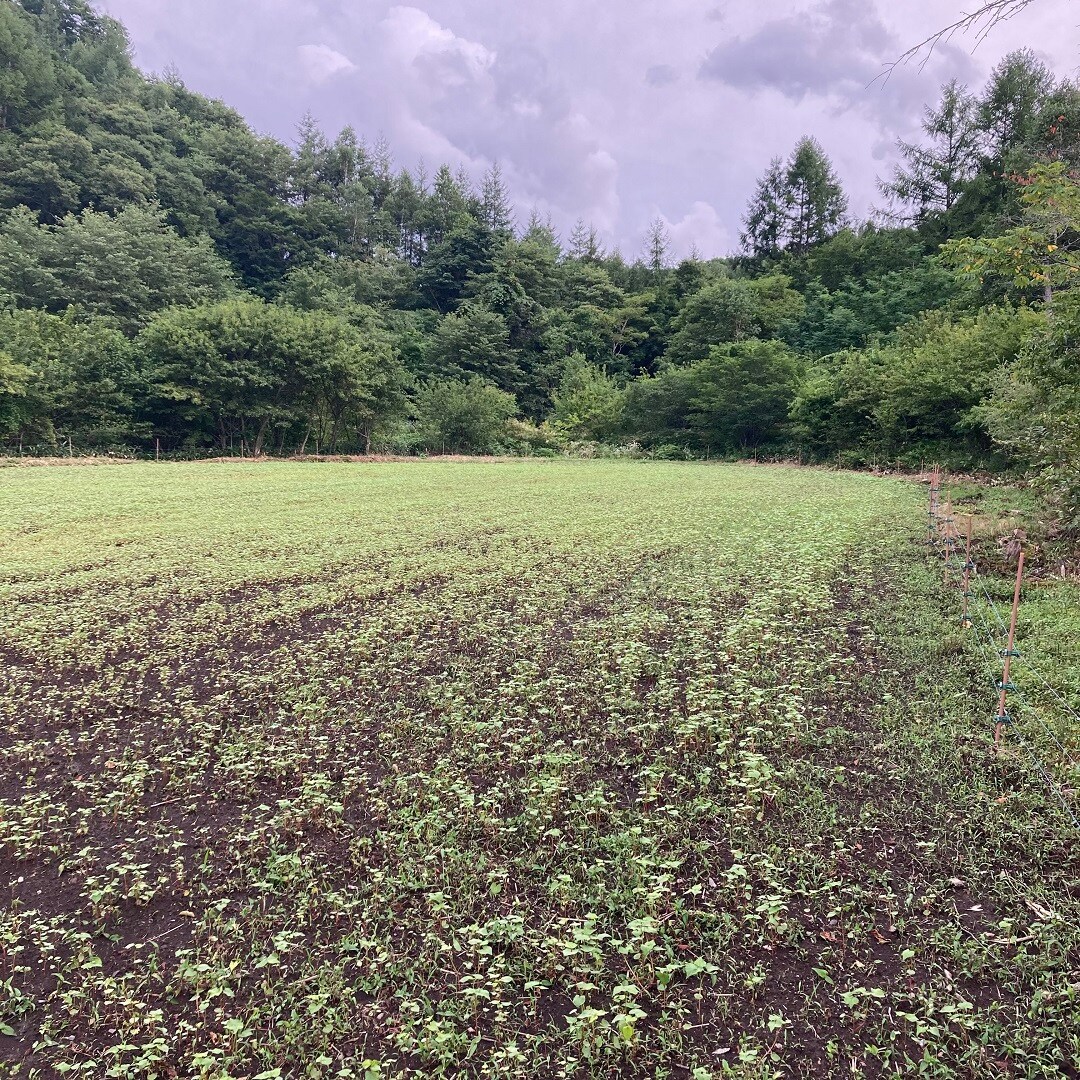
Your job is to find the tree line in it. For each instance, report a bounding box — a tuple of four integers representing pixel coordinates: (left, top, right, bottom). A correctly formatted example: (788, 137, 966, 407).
(1, 2, 1079, 522)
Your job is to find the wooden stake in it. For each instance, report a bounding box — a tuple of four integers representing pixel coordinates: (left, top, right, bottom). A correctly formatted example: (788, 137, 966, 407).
(961, 515, 974, 628)
(928, 468, 940, 549)
(994, 550, 1026, 751)
(942, 496, 955, 584)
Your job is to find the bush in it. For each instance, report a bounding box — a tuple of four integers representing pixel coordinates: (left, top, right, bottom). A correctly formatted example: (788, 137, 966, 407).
(792, 307, 1039, 467)
(978, 293, 1080, 527)
(623, 339, 800, 454)
(547, 353, 625, 441)
(412, 377, 518, 454)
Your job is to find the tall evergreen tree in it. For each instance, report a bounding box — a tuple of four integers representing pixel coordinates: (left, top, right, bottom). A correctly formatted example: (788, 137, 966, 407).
(644, 217, 671, 273)
(783, 137, 847, 253)
(568, 219, 603, 262)
(423, 164, 469, 249)
(742, 142, 847, 256)
(741, 156, 787, 259)
(880, 80, 981, 223)
(480, 161, 514, 235)
(979, 48, 1056, 161)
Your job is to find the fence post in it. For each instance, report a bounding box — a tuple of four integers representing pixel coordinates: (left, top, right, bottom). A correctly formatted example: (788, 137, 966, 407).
(994, 550, 1026, 751)
(928, 468, 940, 550)
(942, 495, 956, 584)
(961, 515, 974, 628)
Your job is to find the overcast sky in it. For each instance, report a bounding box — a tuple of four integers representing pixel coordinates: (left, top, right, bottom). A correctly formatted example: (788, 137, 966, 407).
(99, 0, 1079, 260)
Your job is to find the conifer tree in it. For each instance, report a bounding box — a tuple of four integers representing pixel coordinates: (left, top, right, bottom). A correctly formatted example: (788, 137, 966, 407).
(880, 80, 981, 222)
(742, 140, 847, 256)
(784, 137, 847, 253)
(480, 162, 515, 235)
(644, 217, 671, 273)
(741, 157, 787, 258)
(568, 219, 603, 262)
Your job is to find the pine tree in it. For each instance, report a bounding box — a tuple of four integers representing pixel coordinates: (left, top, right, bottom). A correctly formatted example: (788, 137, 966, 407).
(293, 113, 327, 204)
(424, 164, 470, 249)
(741, 157, 786, 258)
(783, 137, 847, 253)
(979, 49, 1056, 161)
(644, 217, 671, 273)
(523, 209, 559, 251)
(480, 162, 515, 235)
(880, 80, 981, 222)
(371, 135, 394, 208)
(568, 219, 603, 262)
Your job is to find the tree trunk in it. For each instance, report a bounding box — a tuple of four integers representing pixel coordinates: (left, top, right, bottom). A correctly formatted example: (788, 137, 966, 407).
(253, 417, 270, 457)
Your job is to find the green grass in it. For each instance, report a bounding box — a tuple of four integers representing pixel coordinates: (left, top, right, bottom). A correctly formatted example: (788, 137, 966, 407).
(0, 460, 1077, 1079)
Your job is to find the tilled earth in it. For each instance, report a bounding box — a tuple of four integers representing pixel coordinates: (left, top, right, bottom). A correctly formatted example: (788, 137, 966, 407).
(0, 460, 1077, 1079)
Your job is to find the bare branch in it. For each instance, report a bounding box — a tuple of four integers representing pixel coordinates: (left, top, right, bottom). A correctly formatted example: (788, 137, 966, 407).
(873, 0, 1041, 86)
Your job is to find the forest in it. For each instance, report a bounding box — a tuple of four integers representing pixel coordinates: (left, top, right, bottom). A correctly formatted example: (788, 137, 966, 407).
(1, 0, 1079, 522)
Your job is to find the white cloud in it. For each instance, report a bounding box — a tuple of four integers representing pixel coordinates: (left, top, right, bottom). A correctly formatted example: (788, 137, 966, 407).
(381, 6, 496, 81)
(661, 201, 734, 260)
(297, 44, 356, 84)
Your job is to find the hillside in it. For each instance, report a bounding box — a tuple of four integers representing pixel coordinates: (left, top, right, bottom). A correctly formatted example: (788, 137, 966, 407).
(0, 1, 1079, 525)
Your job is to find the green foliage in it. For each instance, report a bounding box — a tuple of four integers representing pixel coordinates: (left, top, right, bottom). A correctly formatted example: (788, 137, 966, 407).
(789, 263, 964, 357)
(792, 307, 1040, 466)
(625, 340, 799, 453)
(802, 226, 929, 291)
(979, 48, 1057, 163)
(140, 298, 405, 453)
(417, 215, 497, 311)
(0, 348, 34, 437)
(279, 255, 415, 312)
(686, 340, 800, 451)
(548, 353, 625, 441)
(0, 0, 1078, 476)
(942, 162, 1080, 300)
(0, 203, 234, 330)
(664, 275, 803, 366)
(742, 137, 848, 258)
(978, 292, 1080, 526)
(428, 302, 514, 386)
(0, 307, 144, 447)
(411, 376, 518, 453)
(879, 80, 980, 226)
(0, 3, 59, 134)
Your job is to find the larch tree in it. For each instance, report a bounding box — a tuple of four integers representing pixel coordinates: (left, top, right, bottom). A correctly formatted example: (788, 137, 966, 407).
(880, 80, 982, 221)
(568, 219, 603, 262)
(978, 49, 1056, 160)
(644, 216, 671, 273)
(480, 161, 515, 235)
(741, 156, 787, 258)
(783, 137, 848, 254)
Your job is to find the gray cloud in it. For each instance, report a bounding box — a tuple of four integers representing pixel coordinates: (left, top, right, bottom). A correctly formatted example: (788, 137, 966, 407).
(699, 0, 980, 137)
(700, 0, 892, 100)
(98, 0, 1078, 259)
(297, 44, 357, 84)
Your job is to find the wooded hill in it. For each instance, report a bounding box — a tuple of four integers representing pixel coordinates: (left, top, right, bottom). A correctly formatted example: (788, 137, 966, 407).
(1, 1, 1079, 521)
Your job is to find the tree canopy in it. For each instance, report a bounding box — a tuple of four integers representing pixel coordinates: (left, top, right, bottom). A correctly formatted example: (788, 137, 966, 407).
(2, 3, 1080, 524)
